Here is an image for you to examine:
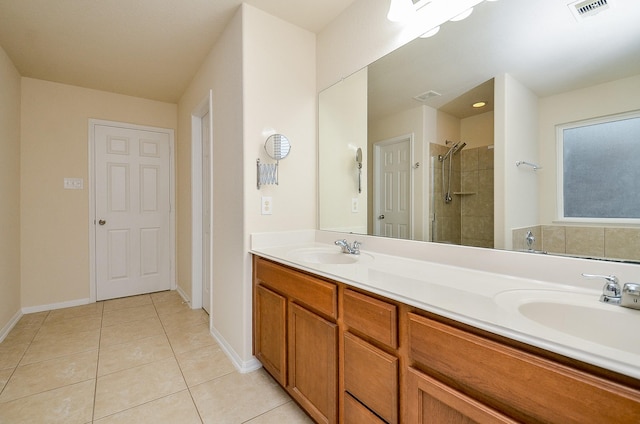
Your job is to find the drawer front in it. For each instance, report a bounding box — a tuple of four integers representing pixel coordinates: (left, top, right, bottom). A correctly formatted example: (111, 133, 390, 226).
(344, 392, 387, 424)
(344, 332, 398, 423)
(343, 289, 397, 348)
(256, 258, 337, 319)
(408, 313, 640, 424)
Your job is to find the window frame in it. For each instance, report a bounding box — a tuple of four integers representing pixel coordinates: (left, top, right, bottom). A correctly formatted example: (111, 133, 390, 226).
(556, 109, 640, 224)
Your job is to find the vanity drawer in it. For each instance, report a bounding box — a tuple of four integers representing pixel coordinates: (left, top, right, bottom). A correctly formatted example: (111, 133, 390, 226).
(408, 313, 640, 423)
(344, 332, 398, 423)
(255, 258, 337, 319)
(344, 392, 387, 424)
(343, 288, 397, 348)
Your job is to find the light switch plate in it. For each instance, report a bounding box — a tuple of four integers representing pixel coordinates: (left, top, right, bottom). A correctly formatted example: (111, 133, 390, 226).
(261, 196, 273, 215)
(64, 178, 84, 190)
(351, 197, 359, 213)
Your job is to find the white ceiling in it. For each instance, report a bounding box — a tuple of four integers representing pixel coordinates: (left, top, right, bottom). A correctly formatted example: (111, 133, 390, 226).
(368, 0, 640, 120)
(0, 0, 357, 102)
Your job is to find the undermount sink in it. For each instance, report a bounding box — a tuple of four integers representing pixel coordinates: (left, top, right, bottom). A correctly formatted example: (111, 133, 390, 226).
(494, 290, 640, 354)
(289, 247, 373, 265)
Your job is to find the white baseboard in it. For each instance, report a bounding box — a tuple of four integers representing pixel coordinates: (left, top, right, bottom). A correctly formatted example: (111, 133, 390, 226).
(210, 325, 262, 374)
(176, 285, 192, 307)
(21, 297, 92, 315)
(0, 309, 23, 343)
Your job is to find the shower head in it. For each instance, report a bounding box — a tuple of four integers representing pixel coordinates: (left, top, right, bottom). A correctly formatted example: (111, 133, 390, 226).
(439, 141, 466, 161)
(453, 142, 467, 155)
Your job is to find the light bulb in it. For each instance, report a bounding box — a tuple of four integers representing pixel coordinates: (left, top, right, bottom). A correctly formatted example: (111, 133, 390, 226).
(387, 0, 415, 23)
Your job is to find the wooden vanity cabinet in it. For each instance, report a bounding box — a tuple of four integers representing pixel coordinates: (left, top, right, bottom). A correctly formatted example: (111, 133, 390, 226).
(253, 257, 338, 424)
(253, 255, 640, 424)
(408, 312, 640, 424)
(342, 288, 399, 423)
(406, 367, 517, 424)
(254, 284, 286, 386)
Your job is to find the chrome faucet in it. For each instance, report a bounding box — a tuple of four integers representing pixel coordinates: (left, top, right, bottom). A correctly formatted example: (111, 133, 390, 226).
(582, 273, 640, 309)
(335, 239, 361, 255)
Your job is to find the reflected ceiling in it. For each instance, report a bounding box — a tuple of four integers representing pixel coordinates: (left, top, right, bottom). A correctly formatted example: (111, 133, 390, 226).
(368, 0, 640, 121)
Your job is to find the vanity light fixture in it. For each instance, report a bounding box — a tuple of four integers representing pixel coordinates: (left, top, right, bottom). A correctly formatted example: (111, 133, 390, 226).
(387, 0, 416, 22)
(450, 7, 474, 21)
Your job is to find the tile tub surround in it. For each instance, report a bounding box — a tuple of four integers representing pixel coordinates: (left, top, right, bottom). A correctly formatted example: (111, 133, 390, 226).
(0, 291, 312, 424)
(513, 224, 640, 262)
(250, 230, 640, 381)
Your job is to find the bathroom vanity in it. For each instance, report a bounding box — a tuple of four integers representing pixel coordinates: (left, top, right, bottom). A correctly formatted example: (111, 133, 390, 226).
(251, 234, 640, 423)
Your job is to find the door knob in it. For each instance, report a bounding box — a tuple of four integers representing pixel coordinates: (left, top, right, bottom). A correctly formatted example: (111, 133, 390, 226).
(98, 219, 106, 225)
(378, 214, 385, 220)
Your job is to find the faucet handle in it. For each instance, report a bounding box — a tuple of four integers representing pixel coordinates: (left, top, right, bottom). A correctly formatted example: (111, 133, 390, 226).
(351, 241, 361, 254)
(582, 273, 621, 304)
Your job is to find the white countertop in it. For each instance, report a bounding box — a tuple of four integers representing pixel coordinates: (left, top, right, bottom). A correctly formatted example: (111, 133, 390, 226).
(251, 231, 640, 380)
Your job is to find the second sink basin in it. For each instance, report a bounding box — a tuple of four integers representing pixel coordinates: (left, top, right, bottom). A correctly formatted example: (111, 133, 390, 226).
(494, 289, 640, 354)
(289, 247, 373, 265)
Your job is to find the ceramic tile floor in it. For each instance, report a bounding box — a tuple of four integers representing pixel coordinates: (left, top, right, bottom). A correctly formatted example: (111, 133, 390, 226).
(0, 291, 313, 424)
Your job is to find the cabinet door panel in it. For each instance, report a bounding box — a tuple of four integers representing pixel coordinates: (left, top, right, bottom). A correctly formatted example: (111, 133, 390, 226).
(289, 302, 338, 424)
(406, 367, 517, 424)
(254, 285, 286, 386)
(409, 313, 640, 423)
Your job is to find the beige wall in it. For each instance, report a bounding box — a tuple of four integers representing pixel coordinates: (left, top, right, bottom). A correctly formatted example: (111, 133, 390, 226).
(538, 74, 640, 225)
(0, 46, 21, 335)
(319, 68, 367, 233)
(177, 4, 316, 367)
(177, 5, 244, 361)
(242, 4, 316, 364)
(20, 78, 177, 309)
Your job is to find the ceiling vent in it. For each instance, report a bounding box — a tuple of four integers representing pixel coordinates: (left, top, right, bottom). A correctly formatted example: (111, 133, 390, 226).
(413, 90, 441, 102)
(568, 0, 612, 21)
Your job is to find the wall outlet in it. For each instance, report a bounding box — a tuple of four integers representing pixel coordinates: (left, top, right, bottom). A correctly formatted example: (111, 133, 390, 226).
(64, 178, 84, 190)
(351, 197, 359, 213)
(261, 196, 273, 215)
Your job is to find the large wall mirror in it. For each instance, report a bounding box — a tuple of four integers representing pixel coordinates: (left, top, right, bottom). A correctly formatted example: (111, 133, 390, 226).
(319, 0, 640, 263)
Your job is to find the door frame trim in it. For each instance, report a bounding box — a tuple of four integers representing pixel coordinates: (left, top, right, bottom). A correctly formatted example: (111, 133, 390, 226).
(88, 119, 176, 302)
(372, 133, 414, 239)
(190, 90, 213, 310)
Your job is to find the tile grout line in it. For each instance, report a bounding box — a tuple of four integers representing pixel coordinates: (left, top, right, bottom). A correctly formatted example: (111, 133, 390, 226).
(91, 301, 104, 423)
(153, 293, 206, 424)
(0, 310, 50, 401)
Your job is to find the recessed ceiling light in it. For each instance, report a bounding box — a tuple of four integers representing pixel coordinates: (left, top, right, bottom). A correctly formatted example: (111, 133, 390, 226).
(472, 101, 487, 108)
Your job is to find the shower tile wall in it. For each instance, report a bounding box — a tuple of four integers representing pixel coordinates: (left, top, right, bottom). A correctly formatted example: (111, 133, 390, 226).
(431, 144, 461, 244)
(430, 144, 494, 247)
(460, 147, 494, 248)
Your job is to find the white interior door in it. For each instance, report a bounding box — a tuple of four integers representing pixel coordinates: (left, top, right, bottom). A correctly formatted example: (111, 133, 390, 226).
(94, 123, 172, 300)
(374, 137, 412, 239)
(201, 111, 211, 314)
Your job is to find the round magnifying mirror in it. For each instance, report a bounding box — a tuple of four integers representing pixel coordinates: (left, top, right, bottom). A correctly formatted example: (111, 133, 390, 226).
(264, 134, 291, 161)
